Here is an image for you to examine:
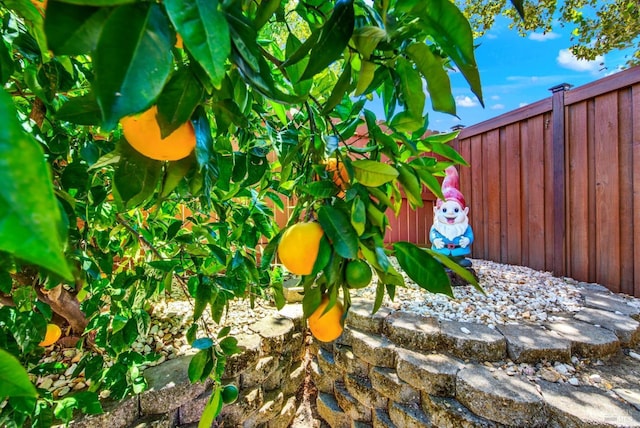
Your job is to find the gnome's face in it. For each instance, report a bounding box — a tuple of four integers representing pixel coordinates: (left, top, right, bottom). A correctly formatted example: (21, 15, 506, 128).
(434, 200, 469, 226)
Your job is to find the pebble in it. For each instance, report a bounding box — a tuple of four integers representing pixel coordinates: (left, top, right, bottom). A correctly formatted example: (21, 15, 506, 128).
(56, 386, 71, 397)
(539, 367, 562, 383)
(568, 377, 580, 386)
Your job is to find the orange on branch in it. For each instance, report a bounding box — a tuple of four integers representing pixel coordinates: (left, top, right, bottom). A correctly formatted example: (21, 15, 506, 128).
(39, 323, 62, 347)
(308, 296, 344, 342)
(324, 158, 349, 194)
(277, 222, 324, 275)
(120, 105, 196, 161)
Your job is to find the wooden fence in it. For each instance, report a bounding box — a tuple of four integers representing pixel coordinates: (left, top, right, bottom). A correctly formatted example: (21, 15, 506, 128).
(451, 65, 640, 297)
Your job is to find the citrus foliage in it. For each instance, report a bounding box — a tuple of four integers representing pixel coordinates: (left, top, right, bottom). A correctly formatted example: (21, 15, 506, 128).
(0, 0, 483, 425)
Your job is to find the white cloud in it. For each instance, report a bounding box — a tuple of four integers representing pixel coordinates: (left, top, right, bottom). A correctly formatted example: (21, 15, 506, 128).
(455, 96, 479, 108)
(491, 95, 501, 101)
(529, 32, 561, 42)
(556, 48, 604, 72)
(519, 102, 529, 108)
(491, 104, 505, 110)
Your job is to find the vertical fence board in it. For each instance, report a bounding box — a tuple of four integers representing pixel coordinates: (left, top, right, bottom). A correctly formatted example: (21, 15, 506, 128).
(633, 83, 640, 297)
(469, 135, 485, 258)
(594, 92, 621, 291)
(505, 124, 522, 264)
(525, 115, 547, 271)
(485, 130, 502, 260)
(543, 111, 555, 272)
(566, 101, 590, 281)
(618, 88, 635, 295)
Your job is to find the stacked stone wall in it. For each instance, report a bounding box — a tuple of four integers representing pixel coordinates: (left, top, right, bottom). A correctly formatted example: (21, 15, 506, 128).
(68, 305, 306, 428)
(312, 288, 640, 428)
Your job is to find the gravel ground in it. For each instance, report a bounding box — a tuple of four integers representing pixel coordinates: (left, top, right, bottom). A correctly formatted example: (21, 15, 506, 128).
(33, 258, 640, 406)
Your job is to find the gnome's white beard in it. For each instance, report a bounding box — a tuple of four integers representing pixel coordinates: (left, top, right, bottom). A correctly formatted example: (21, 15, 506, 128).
(433, 217, 469, 241)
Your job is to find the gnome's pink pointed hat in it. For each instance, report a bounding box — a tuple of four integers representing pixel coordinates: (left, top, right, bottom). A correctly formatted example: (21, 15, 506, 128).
(435, 166, 466, 209)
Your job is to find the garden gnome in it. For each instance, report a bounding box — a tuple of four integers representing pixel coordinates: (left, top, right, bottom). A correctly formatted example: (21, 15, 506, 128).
(430, 166, 474, 268)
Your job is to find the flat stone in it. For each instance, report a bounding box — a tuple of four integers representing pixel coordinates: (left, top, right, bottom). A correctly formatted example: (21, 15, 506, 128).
(439, 320, 507, 361)
(128, 412, 177, 428)
(282, 285, 304, 303)
(349, 328, 397, 368)
(370, 367, 420, 404)
(546, 318, 620, 359)
(334, 381, 372, 422)
(422, 394, 500, 428)
(574, 307, 640, 346)
(317, 392, 351, 428)
(383, 311, 441, 353)
(283, 360, 305, 396)
(267, 395, 298, 428)
(456, 364, 548, 427)
(344, 373, 388, 409)
(581, 288, 640, 321)
(614, 387, 640, 412)
(388, 402, 432, 428)
(241, 355, 279, 388)
(223, 333, 262, 378)
(317, 346, 342, 383)
(347, 298, 392, 334)
(310, 356, 334, 394)
(177, 387, 211, 425)
(141, 355, 207, 414)
(497, 323, 571, 363)
(249, 316, 295, 353)
(278, 303, 305, 331)
(242, 390, 284, 427)
(334, 343, 369, 377)
(539, 380, 640, 427)
(69, 397, 139, 428)
(396, 349, 463, 396)
(373, 408, 397, 428)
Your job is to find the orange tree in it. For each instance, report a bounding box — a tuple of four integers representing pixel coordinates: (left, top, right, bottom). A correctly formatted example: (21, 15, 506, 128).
(0, 0, 499, 425)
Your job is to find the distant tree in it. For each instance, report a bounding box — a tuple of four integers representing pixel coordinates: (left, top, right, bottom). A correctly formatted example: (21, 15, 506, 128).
(460, 0, 640, 65)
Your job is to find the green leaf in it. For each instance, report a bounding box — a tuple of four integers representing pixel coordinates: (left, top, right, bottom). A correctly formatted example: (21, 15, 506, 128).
(192, 338, 214, 350)
(253, 0, 280, 29)
(0, 90, 73, 280)
(160, 155, 196, 199)
(321, 62, 352, 115)
(45, 2, 111, 55)
(402, 0, 483, 106)
(56, 92, 103, 125)
(0, 349, 38, 398)
(396, 164, 423, 208)
(188, 349, 209, 383)
(396, 57, 425, 121)
(426, 249, 483, 294)
(52, 0, 136, 5)
(199, 387, 223, 428)
(0, 41, 15, 86)
(93, 3, 173, 129)
(165, 0, 230, 88)
(156, 68, 204, 138)
(352, 26, 387, 60)
(300, 181, 338, 198)
(317, 205, 359, 259)
(393, 242, 453, 298)
(423, 141, 469, 166)
(300, 0, 355, 81)
(510, 0, 525, 19)
(354, 59, 376, 97)
(406, 42, 455, 115)
(113, 140, 163, 210)
(350, 196, 366, 236)
(352, 160, 399, 187)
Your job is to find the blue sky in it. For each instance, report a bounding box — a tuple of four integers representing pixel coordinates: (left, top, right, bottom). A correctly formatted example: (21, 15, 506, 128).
(422, 16, 636, 132)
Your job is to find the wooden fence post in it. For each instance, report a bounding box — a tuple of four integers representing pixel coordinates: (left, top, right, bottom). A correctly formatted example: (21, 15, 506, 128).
(549, 83, 572, 276)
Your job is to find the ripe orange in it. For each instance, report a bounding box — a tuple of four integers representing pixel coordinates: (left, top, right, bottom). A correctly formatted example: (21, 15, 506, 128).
(345, 259, 372, 289)
(120, 105, 196, 161)
(277, 222, 324, 275)
(39, 323, 62, 347)
(308, 296, 344, 342)
(325, 158, 349, 195)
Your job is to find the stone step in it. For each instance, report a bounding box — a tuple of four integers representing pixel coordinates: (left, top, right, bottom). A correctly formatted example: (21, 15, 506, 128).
(317, 392, 351, 428)
(396, 349, 463, 397)
(574, 307, 640, 347)
(348, 328, 397, 368)
(347, 298, 392, 334)
(334, 381, 372, 422)
(456, 364, 548, 427)
(388, 402, 432, 428)
(382, 311, 441, 353)
(438, 319, 507, 361)
(497, 323, 572, 363)
(546, 317, 620, 359)
(539, 380, 640, 427)
(422, 394, 500, 428)
(580, 286, 640, 321)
